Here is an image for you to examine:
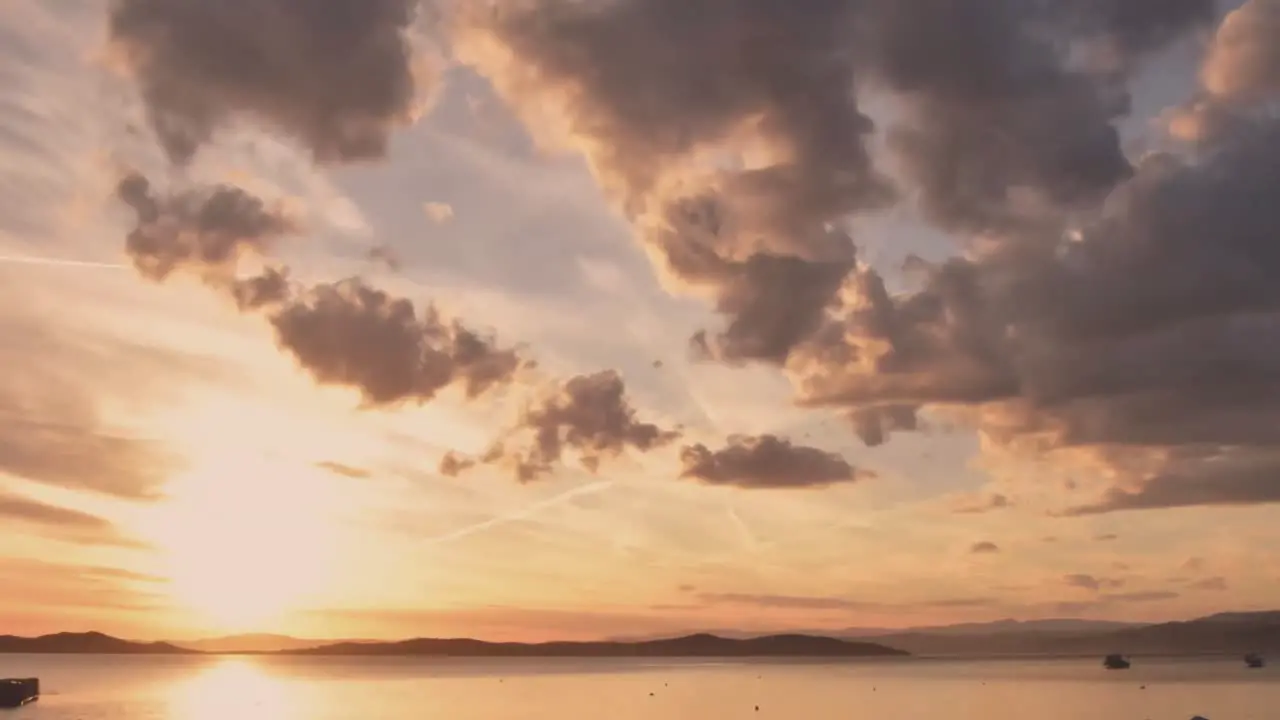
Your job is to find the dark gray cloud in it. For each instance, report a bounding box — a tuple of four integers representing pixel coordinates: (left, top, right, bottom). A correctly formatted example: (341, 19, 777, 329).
(970, 541, 1000, 554)
(117, 174, 529, 409)
(269, 279, 528, 407)
(442, 371, 679, 481)
(109, 0, 428, 164)
(459, 0, 890, 366)
(1095, 533, 1119, 542)
(0, 490, 145, 548)
(849, 404, 919, 447)
(796, 109, 1280, 512)
(461, 0, 1209, 369)
(1064, 451, 1280, 514)
(455, 0, 1254, 506)
(679, 434, 869, 489)
(116, 171, 297, 285)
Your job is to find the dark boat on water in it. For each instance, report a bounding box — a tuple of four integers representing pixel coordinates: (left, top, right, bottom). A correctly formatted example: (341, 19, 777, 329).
(1103, 654, 1131, 670)
(0, 678, 39, 708)
(1245, 653, 1265, 669)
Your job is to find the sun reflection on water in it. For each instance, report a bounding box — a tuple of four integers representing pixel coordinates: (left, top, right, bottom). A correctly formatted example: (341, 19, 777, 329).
(167, 659, 303, 720)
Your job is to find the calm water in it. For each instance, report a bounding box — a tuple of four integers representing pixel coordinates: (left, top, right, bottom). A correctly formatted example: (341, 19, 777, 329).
(1, 654, 1276, 719)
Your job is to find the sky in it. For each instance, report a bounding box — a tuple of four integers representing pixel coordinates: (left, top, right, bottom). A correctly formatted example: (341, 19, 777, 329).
(2, 0, 1280, 643)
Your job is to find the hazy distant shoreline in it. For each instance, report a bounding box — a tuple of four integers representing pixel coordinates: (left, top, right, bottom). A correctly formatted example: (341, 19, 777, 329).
(0, 632, 905, 659)
(3, 610, 1277, 658)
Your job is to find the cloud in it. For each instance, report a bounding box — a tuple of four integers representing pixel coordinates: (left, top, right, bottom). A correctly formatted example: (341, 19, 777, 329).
(796, 90, 1280, 512)
(452, 0, 1251, 510)
(1189, 576, 1228, 591)
(108, 0, 430, 164)
(315, 461, 372, 479)
(0, 490, 144, 548)
(457, 0, 890, 366)
(459, 0, 1210, 372)
(1064, 574, 1102, 591)
(424, 201, 454, 223)
(679, 435, 869, 490)
(697, 593, 874, 612)
(0, 558, 165, 612)
(697, 592, 997, 612)
(1094, 533, 1119, 542)
(442, 371, 679, 481)
(1182, 557, 1207, 572)
(116, 171, 299, 288)
(953, 492, 1011, 515)
(0, 315, 184, 500)
(0, 399, 172, 501)
(1063, 574, 1126, 592)
(1064, 452, 1280, 514)
(970, 541, 1000, 554)
(1102, 590, 1179, 603)
(116, 172, 530, 408)
(1173, 0, 1280, 140)
(268, 279, 529, 406)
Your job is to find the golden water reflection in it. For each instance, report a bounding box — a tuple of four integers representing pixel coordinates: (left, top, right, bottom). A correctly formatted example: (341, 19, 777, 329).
(167, 659, 303, 720)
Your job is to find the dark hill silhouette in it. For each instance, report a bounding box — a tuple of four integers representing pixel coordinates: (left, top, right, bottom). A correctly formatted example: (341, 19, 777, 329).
(0, 632, 191, 654)
(0, 630, 903, 658)
(858, 611, 1280, 657)
(289, 633, 907, 658)
(174, 633, 345, 653)
(8, 610, 1280, 657)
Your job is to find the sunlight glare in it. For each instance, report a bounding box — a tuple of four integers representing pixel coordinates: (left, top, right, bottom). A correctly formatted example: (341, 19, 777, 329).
(143, 451, 343, 632)
(168, 659, 303, 720)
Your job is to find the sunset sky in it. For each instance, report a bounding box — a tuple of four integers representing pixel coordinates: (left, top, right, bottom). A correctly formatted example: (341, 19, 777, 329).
(3, 0, 1280, 643)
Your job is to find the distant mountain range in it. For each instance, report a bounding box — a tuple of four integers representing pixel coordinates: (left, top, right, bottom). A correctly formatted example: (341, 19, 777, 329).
(0, 632, 190, 654)
(2, 632, 903, 658)
(845, 618, 1143, 637)
(174, 633, 352, 654)
(4, 611, 1278, 657)
(847, 612, 1280, 657)
(282, 634, 907, 658)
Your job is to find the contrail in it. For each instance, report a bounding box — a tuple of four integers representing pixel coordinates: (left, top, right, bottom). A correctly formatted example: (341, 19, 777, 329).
(424, 480, 616, 547)
(0, 253, 128, 270)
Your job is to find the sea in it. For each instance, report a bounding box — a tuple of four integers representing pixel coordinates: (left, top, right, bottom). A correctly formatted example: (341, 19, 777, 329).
(1, 654, 1276, 719)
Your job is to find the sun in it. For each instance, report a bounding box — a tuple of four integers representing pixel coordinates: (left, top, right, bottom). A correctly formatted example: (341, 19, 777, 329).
(144, 453, 341, 632)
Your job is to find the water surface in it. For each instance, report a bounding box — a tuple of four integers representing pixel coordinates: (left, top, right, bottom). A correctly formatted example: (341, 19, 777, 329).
(1, 654, 1275, 719)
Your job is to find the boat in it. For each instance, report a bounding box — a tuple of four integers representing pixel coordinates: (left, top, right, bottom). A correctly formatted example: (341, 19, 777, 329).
(1103, 654, 1131, 669)
(0, 678, 39, 708)
(1245, 653, 1265, 669)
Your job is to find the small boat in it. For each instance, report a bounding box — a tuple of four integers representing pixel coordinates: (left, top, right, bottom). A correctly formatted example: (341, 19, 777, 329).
(1103, 654, 1131, 670)
(0, 677, 39, 708)
(1245, 653, 1265, 669)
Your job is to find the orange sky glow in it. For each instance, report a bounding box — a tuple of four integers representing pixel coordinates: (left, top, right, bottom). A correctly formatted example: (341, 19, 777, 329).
(2, 0, 1280, 644)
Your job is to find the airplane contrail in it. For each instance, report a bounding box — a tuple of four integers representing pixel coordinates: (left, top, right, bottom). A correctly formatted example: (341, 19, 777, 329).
(424, 480, 616, 547)
(0, 253, 128, 270)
